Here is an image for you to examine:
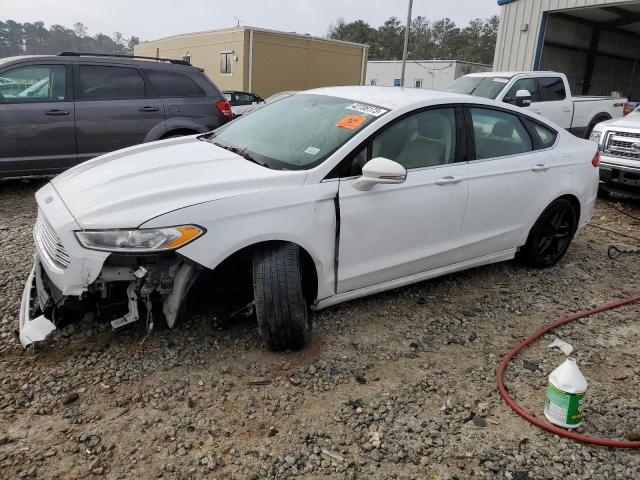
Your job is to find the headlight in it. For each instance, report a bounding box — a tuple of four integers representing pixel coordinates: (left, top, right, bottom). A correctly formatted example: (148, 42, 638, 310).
(75, 225, 204, 252)
(590, 130, 602, 144)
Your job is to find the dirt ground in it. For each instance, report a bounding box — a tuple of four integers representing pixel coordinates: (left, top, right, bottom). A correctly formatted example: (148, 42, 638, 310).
(1, 176, 640, 480)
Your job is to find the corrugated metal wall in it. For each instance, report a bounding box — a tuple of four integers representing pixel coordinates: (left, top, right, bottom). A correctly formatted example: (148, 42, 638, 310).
(493, 0, 638, 71)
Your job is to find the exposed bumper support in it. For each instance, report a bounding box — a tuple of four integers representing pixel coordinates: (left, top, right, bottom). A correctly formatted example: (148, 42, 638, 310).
(19, 263, 56, 347)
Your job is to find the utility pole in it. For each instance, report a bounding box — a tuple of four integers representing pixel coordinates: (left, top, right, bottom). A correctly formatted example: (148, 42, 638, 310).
(400, 0, 413, 87)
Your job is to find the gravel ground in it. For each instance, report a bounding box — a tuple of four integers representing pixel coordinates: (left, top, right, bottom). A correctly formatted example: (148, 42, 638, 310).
(1, 176, 640, 480)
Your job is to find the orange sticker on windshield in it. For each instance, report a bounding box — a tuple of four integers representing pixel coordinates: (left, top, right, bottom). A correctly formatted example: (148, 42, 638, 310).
(335, 114, 368, 130)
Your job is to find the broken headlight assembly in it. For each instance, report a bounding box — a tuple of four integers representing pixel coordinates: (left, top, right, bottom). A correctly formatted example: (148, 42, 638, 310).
(75, 225, 204, 253)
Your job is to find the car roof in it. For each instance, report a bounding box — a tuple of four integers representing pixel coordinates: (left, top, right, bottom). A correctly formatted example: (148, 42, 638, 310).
(464, 71, 559, 79)
(0, 54, 201, 71)
(304, 86, 474, 110)
(223, 90, 254, 94)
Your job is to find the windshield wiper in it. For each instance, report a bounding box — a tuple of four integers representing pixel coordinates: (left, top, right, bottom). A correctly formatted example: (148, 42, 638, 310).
(212, 141, 267, 167)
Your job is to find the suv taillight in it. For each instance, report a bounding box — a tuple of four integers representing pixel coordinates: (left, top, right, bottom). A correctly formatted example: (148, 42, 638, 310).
(624, 102, 634, 115)
(592, 151, 601, 167)
(215, 100, 233, 121)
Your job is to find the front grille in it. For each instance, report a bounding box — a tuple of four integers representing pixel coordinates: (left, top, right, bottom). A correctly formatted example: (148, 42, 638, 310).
(34, 210, 70, 270)
(603, 131, 640, 160)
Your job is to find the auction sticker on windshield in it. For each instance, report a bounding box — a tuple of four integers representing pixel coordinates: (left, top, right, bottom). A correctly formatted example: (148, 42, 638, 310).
(335, 114, 368, 130)
(346, 103, 388, 117)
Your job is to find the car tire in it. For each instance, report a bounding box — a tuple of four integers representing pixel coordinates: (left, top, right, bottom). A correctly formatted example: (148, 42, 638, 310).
(253, 243, 311, 351)
(519, 198, 577, 268)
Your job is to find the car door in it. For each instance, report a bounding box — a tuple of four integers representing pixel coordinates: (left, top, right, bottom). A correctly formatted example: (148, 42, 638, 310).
(0, 63, 76, 175)
(336, 106, 470, 293)
(503, 77, 540, 108)
(74, 63, 165, 162)
(461, 106, 557, 258)
(531, 77, 572, 129)
(143, 68, 219, 130)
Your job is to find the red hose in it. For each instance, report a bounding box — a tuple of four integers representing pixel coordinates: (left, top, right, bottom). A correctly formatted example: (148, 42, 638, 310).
(497, 293, 640, 448)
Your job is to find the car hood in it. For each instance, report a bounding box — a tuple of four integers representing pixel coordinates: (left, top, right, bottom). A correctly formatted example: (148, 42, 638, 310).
(51, 136, 306, 229)
(598, 112, 640, 130)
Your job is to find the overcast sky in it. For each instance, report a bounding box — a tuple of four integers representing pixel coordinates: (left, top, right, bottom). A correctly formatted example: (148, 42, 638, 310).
(3, 0, 499, 40)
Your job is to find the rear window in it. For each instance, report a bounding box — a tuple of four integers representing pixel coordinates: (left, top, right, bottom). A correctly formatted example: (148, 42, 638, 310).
(145, 70, 205, 97)
(78, 65, 145, 100)
(539, 77, 566, 101)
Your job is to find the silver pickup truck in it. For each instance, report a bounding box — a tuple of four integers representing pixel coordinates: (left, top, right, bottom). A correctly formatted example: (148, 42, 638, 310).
(447, 71, 627, 138)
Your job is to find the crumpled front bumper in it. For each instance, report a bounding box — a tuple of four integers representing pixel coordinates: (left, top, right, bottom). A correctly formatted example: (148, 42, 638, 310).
(19, 257, 56, 347)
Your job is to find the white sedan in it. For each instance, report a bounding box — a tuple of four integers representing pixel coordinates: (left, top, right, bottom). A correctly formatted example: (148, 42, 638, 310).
(20, 87, 599, 350)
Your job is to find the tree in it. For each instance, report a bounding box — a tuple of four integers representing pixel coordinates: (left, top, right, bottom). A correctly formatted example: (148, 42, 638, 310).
(127, 36, 140, 54)
(73, 22, 87, 38)
(327, 15, 500, 64)
(0, 20, 140, 56)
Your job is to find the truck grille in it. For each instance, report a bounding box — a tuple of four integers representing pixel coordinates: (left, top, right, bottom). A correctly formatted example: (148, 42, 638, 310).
(603, 131, 640, 160)
(34, 210, 70, 270)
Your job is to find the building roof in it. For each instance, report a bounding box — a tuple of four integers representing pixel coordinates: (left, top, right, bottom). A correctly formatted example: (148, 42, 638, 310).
(139, 26, 368, 49)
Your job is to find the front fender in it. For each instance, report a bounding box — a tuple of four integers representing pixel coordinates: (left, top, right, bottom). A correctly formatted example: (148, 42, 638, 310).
(141, 182, 339, 300)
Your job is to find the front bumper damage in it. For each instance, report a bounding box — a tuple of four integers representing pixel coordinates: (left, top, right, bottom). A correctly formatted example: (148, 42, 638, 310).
(19, 261, 56, 347)
(19, 253, 201, 348)
(18, 183, 202, 347)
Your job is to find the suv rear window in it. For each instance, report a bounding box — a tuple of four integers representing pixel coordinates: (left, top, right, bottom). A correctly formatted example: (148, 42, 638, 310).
(145, 70, 205, 97)
(78, 65, 145, 100)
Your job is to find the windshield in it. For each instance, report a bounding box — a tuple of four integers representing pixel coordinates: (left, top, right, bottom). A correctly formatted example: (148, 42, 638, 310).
(446, 76, 511, 99)
(206, 93, 388, 170)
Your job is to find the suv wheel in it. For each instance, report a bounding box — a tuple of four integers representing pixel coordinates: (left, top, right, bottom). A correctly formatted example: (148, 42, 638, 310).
(519, 198, 577, 267)
(253, 243, 311, 351)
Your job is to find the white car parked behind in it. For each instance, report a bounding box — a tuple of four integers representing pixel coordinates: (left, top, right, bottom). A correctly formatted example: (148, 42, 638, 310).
(20, 87, 599, 350)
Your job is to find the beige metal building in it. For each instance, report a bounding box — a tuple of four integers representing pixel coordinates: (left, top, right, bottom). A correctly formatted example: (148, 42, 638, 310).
(135, 27, 368, 98)
(493, 0, 640, 98)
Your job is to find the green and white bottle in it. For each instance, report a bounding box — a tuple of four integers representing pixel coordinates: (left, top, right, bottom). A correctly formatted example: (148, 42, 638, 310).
(544, 357, 587, 429)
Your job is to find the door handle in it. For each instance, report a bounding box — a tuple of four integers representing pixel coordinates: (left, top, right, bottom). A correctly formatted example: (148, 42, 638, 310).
(532, 108, 542, 113)
(44, 109, 69, 116)
(562, 106, 571, 112)
(531, 163, 550, 172)
(435, 175, 464, 186)
(139, 106, 159, 112)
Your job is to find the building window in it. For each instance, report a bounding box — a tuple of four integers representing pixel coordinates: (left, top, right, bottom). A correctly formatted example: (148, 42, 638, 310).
(370, 79, 377, 86)
(220, 52, 232, 74)
(393, 79, 401, 86)
(414, 79, 423, 89)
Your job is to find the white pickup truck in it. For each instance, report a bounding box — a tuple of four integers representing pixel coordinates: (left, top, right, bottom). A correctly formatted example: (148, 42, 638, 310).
(447, 71, 627, 138)
(590, 109, 640, 197)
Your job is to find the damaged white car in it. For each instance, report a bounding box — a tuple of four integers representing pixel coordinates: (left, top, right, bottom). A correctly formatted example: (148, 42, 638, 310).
(20, 87, 599, 350)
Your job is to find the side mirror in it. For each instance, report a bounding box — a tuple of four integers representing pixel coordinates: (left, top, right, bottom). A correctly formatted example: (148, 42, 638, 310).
(353, 157, 407, 191)
(514, 89, 532, 107)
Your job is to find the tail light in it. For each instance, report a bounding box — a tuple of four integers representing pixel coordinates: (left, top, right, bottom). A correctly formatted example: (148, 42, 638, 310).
(215, 100, 233, 121)
(623, 102, 634, 115)
(592, 151, 600, 167)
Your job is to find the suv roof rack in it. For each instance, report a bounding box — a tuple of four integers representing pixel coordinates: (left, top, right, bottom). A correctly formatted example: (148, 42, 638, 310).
(57, 52, 191, 66)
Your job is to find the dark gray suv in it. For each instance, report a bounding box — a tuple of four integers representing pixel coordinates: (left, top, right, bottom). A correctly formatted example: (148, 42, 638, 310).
(0, 52, 232, 177)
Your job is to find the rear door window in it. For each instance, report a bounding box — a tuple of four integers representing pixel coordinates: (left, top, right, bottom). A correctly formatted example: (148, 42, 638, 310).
(78, 65, 145, 100)
(471, 108, 533, 160)
(145, 70, 205, 97)
(538, 77, 566, 101)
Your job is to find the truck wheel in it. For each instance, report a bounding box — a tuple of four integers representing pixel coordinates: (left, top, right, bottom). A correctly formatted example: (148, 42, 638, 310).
(253, 243, 311, 351)
(519, 199, 577, 268)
